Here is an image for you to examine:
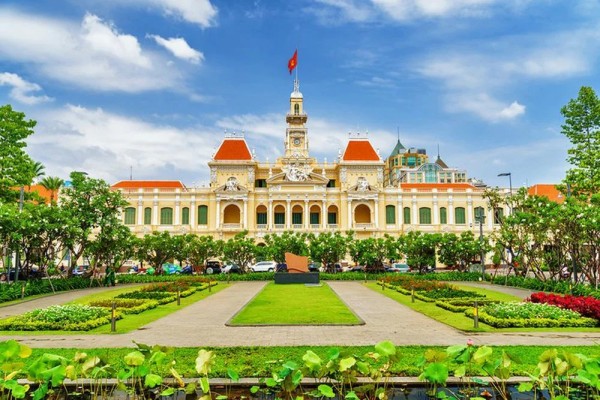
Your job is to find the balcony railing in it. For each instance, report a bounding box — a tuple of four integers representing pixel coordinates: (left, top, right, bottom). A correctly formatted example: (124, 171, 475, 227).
(222, 223, 241, 229)
(355, 223, 374, 229)
(256, 224, 267, 230)
(310, 224, 321, 229)
(327, 224, 338, 229)
(274, 224, 285, 230)
(292, 224, 303, 229)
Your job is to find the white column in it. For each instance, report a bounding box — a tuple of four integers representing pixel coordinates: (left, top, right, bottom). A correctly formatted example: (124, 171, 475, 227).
(397, 194, 403, 227)
(174, 192, 180, 225)
(433, 191, 439, 225)
(412, 193, 418, 225)
(268, 200, 273, 230)
(304, 199, 309, 229)
(215, 199, 221, 229)
(243, 199, 248, 229)
(448, 194, 454, 225)
(286, 199, 291, 229)
(321, 199, 327, 228)
(137, 197, 143, 226)
(347, 200, 352, 229)
(190, 196, 196, 228)
(467, 194, 473, 226)
(374, 199, 379, 229)
(152, 190, 158, 225)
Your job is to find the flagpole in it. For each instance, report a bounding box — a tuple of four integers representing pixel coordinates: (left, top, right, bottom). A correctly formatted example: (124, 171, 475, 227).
(295, 48, 298, 84)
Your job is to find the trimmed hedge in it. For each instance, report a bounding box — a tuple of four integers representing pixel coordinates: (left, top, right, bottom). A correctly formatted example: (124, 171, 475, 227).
(0, 305, 120, 331)
(436, 299, 499, 313)
(88, 298, 159, 314)
(465, 308, 597, 328)
(115, 291, 177, 304)
(529, 292, 600, 321)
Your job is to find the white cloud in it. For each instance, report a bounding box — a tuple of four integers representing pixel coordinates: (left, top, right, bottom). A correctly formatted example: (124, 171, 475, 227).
(105, 0, 218, 28)
(0, 9, 180, 92)
(148, 35, 204, 64)
(29, 105, 218, 184)
(0, 72, 52, 104)
(447, 93, 525, 122)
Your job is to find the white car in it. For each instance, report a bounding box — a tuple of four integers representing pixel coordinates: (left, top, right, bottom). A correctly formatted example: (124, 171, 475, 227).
(250, 261, 277, 272)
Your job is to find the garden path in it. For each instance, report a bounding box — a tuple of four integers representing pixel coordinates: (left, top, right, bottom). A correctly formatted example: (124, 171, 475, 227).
(0, 281, 599, 348)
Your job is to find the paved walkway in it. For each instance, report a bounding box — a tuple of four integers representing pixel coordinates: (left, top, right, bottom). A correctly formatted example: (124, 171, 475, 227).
(1, 281, 599, 348)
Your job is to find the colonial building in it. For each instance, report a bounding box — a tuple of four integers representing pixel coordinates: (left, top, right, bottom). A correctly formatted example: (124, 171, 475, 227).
(112, 81, 501, 240)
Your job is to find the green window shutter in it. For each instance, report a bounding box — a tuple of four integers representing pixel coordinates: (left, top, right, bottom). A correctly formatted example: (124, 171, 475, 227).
(310, 212, 319, 224)
(160, 208, 173, 225)
(327, 212, 337, 224)
(292, 212, 302, 224)
(257, 212, 267, 224)
(455, 207, 466, 224)
(474, 207, 485, 223)
(440, 207, 447, 224)
(144, 207, 152, 225)
(385, 205, 396, 224)
(181, 207, 189, 225)
(197, 205, 208, 225)
(124, 207, 136, 225)
(419, 207, 431, 224)
(403, 207, 411, 224)
(274, 213, 285, 224)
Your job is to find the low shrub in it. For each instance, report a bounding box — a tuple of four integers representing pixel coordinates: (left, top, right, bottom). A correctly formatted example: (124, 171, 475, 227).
(0, 305, 118, 331)
(420, 288, 486, 300)
(88, 298, 159, 314)
(436, 298, 498, 313)
(529, 292, 600, 321)
(466, 308, 596, 328)
(483, 302, 583, 320)
(115, 291, 176, 304)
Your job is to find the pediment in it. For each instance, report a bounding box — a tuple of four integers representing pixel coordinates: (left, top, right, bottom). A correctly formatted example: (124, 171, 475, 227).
(266, 172, 329, 185)
(214, 177, 248, 193)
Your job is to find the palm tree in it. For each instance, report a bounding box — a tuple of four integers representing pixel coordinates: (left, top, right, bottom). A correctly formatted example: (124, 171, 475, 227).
(32, 161, 46, 183)
(40, 176, 64, 204)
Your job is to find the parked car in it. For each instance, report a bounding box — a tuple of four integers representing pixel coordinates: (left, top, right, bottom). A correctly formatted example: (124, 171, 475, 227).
(386, 263, 411, 273)
(204, 260, 222, 275)
(250, 261, 277, 272)
(276, 263, 288, 272)
(347, 265, 365, 272)
(222, 263, 243, 274)
(308, 262, 320, 272)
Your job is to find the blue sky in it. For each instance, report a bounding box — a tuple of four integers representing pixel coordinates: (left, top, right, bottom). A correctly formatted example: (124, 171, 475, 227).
(1, 0, 598, 188)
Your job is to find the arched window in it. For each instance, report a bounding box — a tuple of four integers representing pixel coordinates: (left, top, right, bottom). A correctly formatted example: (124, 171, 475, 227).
(455, 207, 466, 224)
(419, 207, 432, 224)
(256, 205, 267, 225)
(198, 205, 208, 225)
(144, 207, 152, 225)
(385, 205, 396, 224)
(403, 207, 411, 224)
(160, 207, 173, 225)
(294, 104, 300, 114)
(494, 207, 504, 224)
(440, 207, 447, 224)
(124, 207, 136, 225)
(181, 207, 190, 225)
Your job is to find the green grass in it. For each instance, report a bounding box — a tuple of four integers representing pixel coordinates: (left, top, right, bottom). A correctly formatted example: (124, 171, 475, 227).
(0, 283, 224, 335)
(368, 282, 600, 333)
(22, 344, 600, 378)
(229, 282, 362, 325)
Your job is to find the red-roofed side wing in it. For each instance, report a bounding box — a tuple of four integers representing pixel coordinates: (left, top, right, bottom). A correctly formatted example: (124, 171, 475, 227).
(342, 140, 380, 161)
(111, 180, 185, 189)
(213, 138, 252, 161)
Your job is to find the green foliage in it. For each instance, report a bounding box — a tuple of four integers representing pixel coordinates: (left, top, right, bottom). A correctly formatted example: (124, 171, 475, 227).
(466, 307, 597, 328)
(222, 230, 256, 270)
(308, 232, 349, 269)
(135, 231, 180, 271)
(0, 305, 117, 331)
(88, 298, 159, 314)
(400, 231, 440, 273)
(263, 231, 309, 263)
(116, 290, 177, 305)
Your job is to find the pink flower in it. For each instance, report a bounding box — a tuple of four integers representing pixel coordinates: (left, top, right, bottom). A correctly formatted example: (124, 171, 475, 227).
(467, 339, 474, 346)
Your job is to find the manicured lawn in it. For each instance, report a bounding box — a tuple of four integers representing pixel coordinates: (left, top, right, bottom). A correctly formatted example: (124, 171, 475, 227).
(0, 283, 224, 335)
(24, 344, 600, 378)
(366, 282, 600, 333)
(229, 282, 362, 325)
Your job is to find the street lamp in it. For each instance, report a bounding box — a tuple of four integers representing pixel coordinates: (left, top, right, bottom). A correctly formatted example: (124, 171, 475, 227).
(475, 208, 486, 280)
(498, 172, 512, 214)
(14, 186, 24, 283)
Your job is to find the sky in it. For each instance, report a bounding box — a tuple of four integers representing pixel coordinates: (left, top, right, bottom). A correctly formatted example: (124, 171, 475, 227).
(1, 0, 599, 189)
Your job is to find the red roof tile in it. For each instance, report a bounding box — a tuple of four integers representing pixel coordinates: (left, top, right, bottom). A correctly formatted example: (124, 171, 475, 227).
(342, 139, 380, 161)
(111, 180, 185, 189)
(214, 138, 252, 161)
(26, 184, 53, 203)
(528, 184, 565, 203)
(400, 183, 477, 190)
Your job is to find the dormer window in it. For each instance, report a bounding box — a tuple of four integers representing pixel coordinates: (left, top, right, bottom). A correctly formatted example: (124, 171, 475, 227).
(294, 104, 300, 114)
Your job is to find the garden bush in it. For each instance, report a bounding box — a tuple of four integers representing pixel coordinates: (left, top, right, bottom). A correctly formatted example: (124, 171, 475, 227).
(115, 291, 176, 304)
(467, 302, 597, 328)
(529, 292, 600, 321)
(435, 298, 498, 313)
(0, 305, 118, 331)
(420, 287, 486, 300)
(88, 298, 159, 314)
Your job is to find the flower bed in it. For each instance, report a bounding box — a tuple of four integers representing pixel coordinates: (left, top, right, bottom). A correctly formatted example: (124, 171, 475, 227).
(0, 305, 118, 331)
(528, 292, 600, 321)
(436, 298, 499, 313)
(466, 302, 597, 328)
(88, 298, 159, 314)
(116, 291, 177, 304)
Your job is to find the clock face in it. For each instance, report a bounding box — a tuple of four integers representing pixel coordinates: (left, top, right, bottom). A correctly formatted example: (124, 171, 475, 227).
(293, 138, 301, 146)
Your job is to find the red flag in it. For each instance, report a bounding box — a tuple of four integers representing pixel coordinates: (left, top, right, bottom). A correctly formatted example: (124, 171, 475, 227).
(288, 50, 298, 74)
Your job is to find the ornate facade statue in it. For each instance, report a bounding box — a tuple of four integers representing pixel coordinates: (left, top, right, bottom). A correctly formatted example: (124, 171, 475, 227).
(357, 177, 370, 191)
(282, 164, 312, 182)
(225, 177, 239, 191)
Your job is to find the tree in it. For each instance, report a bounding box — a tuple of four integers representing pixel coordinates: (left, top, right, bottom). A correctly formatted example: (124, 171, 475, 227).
(86, 223, 136, 278)
(308, 232, 348, 271)
(222, 231, 256, 271)
(400, 231, 440, 273)
(438, 232, 489, 272)
(263, 231, 309, 263)
(182, 234, 223, 273)
(353, 237, 388, 271)
(136, 231, 179, 272)
(39, 176, 64, 205)
(60, 171, 128, 275)
(561, 86, 600, 196)
(0, 105, 37, 202)
(31, 161, 45, 184)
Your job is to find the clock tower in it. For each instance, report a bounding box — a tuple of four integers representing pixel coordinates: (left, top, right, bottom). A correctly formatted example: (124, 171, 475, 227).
(285, 79, 309, 159)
